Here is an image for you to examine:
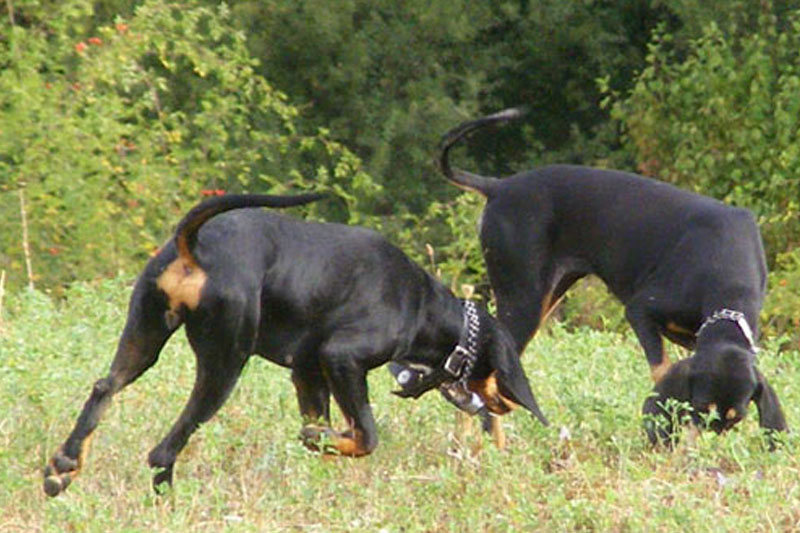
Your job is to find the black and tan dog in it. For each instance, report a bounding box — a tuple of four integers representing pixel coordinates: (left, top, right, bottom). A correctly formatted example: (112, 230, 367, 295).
(43, 192, 547, 496)
(438, 108, 787, 438)
(642, 349, 786, 446)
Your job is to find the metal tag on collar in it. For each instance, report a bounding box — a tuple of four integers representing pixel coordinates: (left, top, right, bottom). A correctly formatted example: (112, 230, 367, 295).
(444, 345, 470, 377)
(439, 382, 485, 415)
(732, 313, 758, 352)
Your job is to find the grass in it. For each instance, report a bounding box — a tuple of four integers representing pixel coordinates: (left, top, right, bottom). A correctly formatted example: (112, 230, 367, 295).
(1, 277, 799, 532)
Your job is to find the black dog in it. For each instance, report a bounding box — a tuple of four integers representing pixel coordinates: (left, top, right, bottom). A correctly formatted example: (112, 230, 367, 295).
(438, 108, 787, 436)
(643, 352, 786, 446)
(43, 192, 547, 496)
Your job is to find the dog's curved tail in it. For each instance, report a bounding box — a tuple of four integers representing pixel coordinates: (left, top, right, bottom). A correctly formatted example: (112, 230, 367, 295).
(174, 192, 326, 265)
(437, 107, 525, 196)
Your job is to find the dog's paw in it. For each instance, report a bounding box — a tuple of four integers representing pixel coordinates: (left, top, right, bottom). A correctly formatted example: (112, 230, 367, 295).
(299, 424, 331, 452)
(43, 450, 79, 497)
(300, 425, 370, 457)
(151, 465, 174, 494)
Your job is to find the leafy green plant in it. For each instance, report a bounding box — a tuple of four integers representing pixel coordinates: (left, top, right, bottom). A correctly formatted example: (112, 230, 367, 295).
(604, 3, 800, 258)
(0, 0, 379, 291)
(762, 248, 800, 348)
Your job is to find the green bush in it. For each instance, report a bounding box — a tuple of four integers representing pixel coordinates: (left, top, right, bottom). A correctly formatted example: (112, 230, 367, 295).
(604, 5, 800, 258)
(0, 0, 378, 292)
(763, 248, 800, 349)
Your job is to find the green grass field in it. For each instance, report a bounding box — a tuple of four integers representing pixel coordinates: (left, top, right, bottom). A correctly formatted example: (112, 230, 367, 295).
(2, 278, 799, 532)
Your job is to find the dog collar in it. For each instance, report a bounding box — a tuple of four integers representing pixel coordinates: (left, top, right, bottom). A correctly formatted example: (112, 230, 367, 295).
(696, 308, 758, 352)
(391, 300, 481, 400)
(443, 300, 481, 381)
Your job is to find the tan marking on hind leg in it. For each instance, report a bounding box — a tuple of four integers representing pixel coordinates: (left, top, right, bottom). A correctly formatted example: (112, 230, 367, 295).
(156, 258, 207, 314)
(300, 425, 371, 457)
(541, 292, 566, 325)
(666, 321, 694, 336)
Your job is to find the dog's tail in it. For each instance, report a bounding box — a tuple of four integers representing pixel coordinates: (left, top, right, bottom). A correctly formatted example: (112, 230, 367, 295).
(174, 192, 326, 265)
(437, 107, 526, 196)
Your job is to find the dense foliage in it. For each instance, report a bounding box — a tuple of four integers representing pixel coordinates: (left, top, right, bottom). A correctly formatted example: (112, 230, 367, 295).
(0, 0, 377, 289)
(606, 6, 800, 256)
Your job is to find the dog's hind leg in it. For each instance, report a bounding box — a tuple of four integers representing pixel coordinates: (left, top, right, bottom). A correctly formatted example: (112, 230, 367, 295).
(479, 212, 564, 351)
(147, 350, 247, 490)
(147, 293, 256, 491)
(44, 283, 175, 497)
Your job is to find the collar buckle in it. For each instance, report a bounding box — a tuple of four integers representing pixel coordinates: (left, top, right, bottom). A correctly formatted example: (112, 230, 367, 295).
(444, 345, 471, 377)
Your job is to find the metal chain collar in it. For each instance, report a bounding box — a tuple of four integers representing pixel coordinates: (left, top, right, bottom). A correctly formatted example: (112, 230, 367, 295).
(443, 300, 481, 383)
(696, 308, 758, 352)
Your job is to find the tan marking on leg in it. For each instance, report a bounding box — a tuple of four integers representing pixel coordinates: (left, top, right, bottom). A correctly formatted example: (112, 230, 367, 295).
(330, 436, 368, 456)
(77, 433, 94, 474)
(725, 408, 738, 420)
(300, 425, 370, 457)
(44, 433, 95, 498)
(540, 291, 565, 325)
(650, 348, 672, 383)
(666, 321, 695, 336)
(455, 410, 475, 443)
(489, 415, 506, 450)
(156, 258, 207, 313)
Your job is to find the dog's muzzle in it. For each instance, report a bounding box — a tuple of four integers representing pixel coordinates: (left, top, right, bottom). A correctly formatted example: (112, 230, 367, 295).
(391, 363, 486, 415)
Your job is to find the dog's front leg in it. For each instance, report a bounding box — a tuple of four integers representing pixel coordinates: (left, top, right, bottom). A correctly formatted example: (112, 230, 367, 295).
(625, 301, 671, 382)
(301, 352, 377, 456)
(292, 362, 331, 426)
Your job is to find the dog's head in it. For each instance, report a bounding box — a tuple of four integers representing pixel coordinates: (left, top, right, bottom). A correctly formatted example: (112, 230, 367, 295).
(467, 320, 549, 426)
(643, 352, 786, 446)
(688, 341, 758, 433)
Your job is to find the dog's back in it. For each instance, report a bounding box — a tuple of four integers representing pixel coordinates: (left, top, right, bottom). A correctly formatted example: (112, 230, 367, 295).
(482, 164, 766, 306)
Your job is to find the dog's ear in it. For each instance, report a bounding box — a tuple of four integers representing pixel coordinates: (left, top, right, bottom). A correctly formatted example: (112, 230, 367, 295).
(752, 370, 788, 432)
(655, 358, 693, 400)
(641, 359, 692, 446)
(490, 329, 549, 426)
(642, 391, 669, 446)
